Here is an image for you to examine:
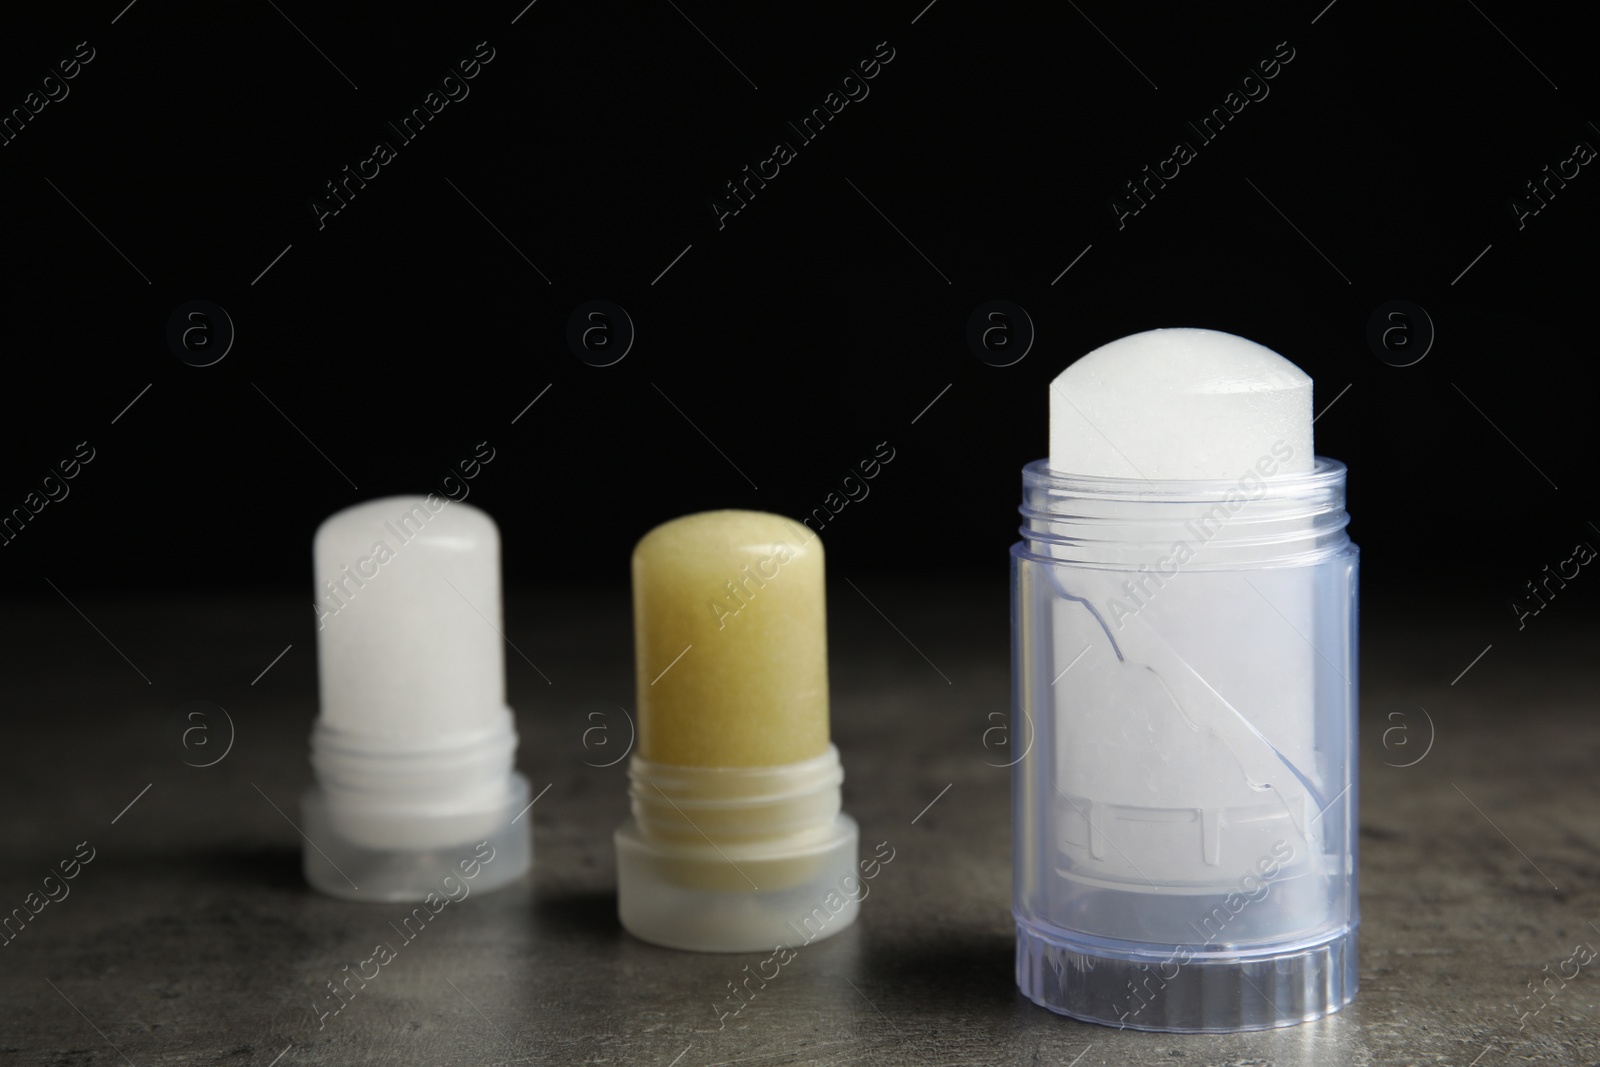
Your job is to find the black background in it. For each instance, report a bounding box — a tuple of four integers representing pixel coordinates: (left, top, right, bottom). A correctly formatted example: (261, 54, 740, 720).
(1, 0, 1596, 640)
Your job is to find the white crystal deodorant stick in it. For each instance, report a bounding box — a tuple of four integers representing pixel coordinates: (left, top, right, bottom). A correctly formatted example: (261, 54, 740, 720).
(302, 495, 532, 902)
(1014, 329, 1358, 1032)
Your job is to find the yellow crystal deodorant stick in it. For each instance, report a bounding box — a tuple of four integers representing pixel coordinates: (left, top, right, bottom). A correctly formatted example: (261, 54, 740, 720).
(615, 510, 860, 952)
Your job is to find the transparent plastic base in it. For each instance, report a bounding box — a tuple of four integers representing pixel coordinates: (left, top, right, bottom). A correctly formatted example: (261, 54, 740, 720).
(1016, 917, 1358, 1032)
(616, 813, 859, 952)
(1012, 458, 1359, 1032)
(300, 773, 532, 902)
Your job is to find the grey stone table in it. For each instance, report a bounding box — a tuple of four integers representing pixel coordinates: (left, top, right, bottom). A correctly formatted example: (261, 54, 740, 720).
(1, 583, 1595, 1067)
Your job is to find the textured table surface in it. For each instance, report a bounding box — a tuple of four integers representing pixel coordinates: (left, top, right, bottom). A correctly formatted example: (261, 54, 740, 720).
(0, 583, 1595, 1067)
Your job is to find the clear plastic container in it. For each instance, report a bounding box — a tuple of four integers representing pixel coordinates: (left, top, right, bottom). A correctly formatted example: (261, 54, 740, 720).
(1011, 457, 1358, 1032)
(615, 745, 860, 952)
(301, 716, 532, 902)
(302, 771, 532, 903)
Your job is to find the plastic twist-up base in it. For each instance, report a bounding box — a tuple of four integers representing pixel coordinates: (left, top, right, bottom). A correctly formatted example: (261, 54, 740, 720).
(616, 813, 859, 953)
(615, 745, 861, 953)
(301, 773, 532, 903)
(1016, 917, 1358, 1032)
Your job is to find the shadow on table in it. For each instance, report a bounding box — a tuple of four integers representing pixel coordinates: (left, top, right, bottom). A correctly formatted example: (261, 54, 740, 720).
(858, 928, 1017, 1013)
(533, 888, 622, 941)
(193, 844, 306, 892)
